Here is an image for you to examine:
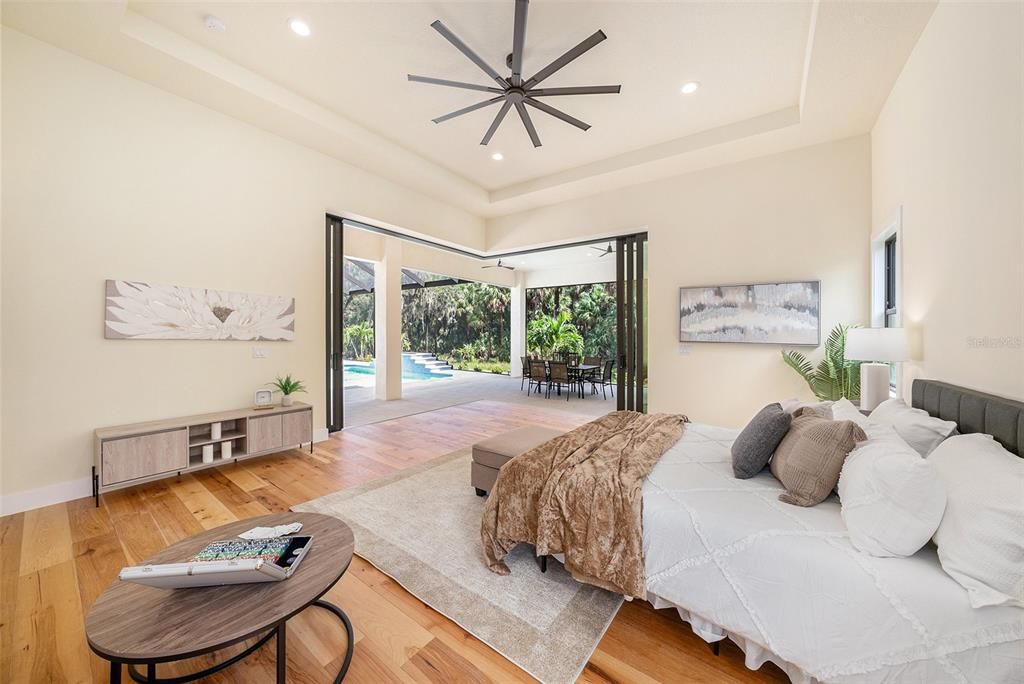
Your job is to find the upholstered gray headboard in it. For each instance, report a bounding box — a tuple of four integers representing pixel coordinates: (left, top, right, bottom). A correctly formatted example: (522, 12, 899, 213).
(912, 379, 1024, 458)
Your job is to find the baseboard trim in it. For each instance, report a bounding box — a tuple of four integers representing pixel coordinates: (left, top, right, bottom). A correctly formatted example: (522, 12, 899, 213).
(0, 476, 94, 516)
(1, 426, 334, 516)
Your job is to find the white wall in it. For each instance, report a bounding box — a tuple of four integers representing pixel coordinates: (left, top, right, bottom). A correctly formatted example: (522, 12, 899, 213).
(488, 137, 872, 427)
(872, 0, 1024, 401)
(0, 28, 484, 506)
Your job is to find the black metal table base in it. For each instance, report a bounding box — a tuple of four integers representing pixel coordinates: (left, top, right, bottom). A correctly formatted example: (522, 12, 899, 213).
(110, 599, 354, 684)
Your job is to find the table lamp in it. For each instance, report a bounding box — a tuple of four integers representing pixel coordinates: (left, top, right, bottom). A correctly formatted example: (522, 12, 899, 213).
(846, 327, 910, 411)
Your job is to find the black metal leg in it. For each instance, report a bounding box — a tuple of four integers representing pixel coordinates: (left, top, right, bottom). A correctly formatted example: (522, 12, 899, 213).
(310, 441, 313, 454)
(539, 555, 548, 573)
(93, 466, 100, 508)
(475, 488, 486, 497)
(312, 599, 355, 683)
(147, 663, 156, 682)
(111, 661, 122, 684)
(276, 622, 287, 683)
(710, 641, 721, 656)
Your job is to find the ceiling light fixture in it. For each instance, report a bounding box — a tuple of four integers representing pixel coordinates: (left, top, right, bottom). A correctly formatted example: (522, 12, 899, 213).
(289, 18, 311, 37)
(681, 81, 700, 95)
(491, 152, 504, 161)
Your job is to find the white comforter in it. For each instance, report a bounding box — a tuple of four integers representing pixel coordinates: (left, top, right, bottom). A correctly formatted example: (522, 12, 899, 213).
(642, 423, 1024, 684)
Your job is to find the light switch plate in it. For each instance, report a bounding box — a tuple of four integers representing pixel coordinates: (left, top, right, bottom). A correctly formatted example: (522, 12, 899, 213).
(252, 346, 268, 359)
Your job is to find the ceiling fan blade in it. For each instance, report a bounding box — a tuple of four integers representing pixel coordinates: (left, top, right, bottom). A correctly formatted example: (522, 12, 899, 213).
(514, 101, 542, 147)
(408, 75, 503, 94)
(432, 96, 504, 124)
(510, 0, 529, 87)
(431, 20, 508, 88)
(528, 85, 621, 97)
(480, 101, 513, 145)
(523, 30, 606, 88)
(524, 97, 590, 131)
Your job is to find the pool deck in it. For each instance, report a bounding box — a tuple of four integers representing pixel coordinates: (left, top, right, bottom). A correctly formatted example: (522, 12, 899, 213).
(344, 369, 613, 428)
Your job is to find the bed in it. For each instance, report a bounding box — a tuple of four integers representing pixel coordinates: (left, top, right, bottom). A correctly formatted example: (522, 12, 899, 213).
(641, 380, 1024, 683)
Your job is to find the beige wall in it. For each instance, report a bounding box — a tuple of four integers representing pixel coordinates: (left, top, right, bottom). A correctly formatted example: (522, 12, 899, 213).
(0, 28, 484, 501)
(872, 1, 1023, 401)
(488, 136, 872, 426)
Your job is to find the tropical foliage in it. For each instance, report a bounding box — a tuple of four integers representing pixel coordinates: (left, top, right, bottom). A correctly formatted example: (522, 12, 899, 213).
(526, 311, 585, 357)
(342, 279, 619, 371)
(526, 283, 617, 358)
(343, 322, 374, 360)
(782, 324, 863, 401)
(343, 282, 512, 365)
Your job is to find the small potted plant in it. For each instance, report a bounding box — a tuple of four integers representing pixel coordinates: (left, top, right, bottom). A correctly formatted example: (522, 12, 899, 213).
(269, 374, 306, 407)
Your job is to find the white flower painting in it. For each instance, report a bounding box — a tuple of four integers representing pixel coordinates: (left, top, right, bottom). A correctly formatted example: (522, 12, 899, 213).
(105, 280, 295, 341)
(679, 281, 819, 345)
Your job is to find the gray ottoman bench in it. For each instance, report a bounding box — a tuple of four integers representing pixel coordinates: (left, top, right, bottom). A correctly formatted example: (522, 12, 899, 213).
(471, 426, 564, 496)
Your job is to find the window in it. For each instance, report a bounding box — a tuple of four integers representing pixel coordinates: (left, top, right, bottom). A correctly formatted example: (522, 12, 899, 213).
(872, 209, 902, 394)
(884, 235, 898, 329)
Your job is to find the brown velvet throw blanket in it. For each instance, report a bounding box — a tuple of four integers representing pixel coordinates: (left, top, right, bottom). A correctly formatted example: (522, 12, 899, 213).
(480, 411, 687, 598)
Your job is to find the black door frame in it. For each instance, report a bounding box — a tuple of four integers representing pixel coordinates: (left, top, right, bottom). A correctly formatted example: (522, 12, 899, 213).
(616, 233, 647, 412)
(326, 217, 344, 432)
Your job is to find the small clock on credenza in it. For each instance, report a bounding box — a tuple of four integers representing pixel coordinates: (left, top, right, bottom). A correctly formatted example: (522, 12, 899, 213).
(254, 389, 274, 410)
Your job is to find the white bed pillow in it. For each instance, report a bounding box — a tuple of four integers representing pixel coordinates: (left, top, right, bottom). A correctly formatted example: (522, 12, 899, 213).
(831, 398, 894, 440)
(838, 432, 946, 557)
(779, 398, 833, 419)
(929, 433, 1024, 608)
(868, 398, 957, 456)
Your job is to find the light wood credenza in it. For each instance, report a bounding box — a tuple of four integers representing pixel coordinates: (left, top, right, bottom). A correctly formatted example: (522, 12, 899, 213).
(92, 403, 313, 505)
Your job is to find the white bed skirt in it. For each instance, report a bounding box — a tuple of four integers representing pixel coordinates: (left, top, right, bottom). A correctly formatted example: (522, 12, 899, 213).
(647, 592, 819, 684)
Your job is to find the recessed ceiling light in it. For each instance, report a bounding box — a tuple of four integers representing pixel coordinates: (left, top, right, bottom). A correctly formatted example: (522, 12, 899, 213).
(681, 81, 700, 95)
(491, 152, 504, 161)
(289, 18, 311, 37)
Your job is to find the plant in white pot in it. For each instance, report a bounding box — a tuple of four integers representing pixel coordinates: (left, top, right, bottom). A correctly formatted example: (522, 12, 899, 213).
(270, 374, 306, 407)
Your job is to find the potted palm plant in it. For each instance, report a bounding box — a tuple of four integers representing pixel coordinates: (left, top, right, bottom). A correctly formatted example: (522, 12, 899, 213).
(781, 324, 863, 401)
(270, 374, 307, 407)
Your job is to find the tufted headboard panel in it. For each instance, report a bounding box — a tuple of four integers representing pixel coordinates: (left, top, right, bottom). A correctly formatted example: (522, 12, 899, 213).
(912, 379, 1024, 458)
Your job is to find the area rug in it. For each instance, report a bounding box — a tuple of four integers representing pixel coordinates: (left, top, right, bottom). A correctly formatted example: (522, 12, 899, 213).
(292, 448, 623, 683)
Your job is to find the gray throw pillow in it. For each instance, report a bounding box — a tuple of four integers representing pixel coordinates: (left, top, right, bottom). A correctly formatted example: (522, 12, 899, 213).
(732, 403, 792, 479)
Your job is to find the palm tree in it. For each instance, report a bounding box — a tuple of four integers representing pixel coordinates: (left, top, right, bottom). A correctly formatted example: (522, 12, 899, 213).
(344, 322, 374, 359)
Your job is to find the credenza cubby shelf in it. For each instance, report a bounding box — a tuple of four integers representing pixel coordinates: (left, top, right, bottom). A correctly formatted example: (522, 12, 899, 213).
(93, 402, 314, 504)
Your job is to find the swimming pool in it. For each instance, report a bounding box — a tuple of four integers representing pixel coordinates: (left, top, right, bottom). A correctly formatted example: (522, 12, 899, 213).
(343, 357, 451, 388)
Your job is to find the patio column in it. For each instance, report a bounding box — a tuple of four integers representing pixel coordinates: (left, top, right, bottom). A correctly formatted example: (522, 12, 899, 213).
(374, 238, 403, 401)
(510, 273, 526, 376)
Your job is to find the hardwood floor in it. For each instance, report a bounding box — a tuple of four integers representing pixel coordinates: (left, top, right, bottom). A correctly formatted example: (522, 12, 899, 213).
(0, 400, 787, 683)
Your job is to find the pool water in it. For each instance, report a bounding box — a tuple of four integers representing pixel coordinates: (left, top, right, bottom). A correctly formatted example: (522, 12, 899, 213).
(343, 358, 450, 388)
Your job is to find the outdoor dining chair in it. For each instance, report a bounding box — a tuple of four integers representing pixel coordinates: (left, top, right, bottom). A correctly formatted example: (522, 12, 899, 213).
(528, 360, 548, 396)
(547, 361, 572, 401)
(590, 359, 616, 400)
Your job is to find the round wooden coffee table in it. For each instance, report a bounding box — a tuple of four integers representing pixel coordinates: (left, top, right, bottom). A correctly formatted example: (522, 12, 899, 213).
(85, 512, 355, 684)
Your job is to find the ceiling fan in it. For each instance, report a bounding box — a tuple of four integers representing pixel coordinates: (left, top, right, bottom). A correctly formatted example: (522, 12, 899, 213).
(590, 242, 614, 258)
(408, 0, 621, 148)
(482, 259, 515, 271)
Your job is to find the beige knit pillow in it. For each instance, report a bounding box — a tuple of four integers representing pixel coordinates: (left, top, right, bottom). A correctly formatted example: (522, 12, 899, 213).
(770, 408, 867, 506)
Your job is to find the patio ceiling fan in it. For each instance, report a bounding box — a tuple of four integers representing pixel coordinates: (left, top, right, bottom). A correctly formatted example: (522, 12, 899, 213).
(590, 242, 614, 258)
(482, 259, 515, 271)
(408, 0, 621, 147)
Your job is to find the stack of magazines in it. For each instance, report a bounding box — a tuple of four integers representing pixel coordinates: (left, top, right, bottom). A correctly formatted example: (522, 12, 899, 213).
(119, 535, 313, 589)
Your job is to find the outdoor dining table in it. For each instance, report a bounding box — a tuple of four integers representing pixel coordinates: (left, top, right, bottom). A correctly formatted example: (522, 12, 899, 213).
(568, 364, 600, 398)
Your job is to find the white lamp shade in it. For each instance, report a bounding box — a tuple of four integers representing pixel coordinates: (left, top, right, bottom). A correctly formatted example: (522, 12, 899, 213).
(846, 327, 910, 362)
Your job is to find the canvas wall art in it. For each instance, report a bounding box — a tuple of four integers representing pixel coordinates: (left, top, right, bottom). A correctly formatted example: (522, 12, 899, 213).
(679, 281, 820, 345)
(105, 280, 295, 341)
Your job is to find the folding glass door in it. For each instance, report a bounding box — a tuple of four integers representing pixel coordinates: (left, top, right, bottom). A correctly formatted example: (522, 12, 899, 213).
(615, 233, 648, 412)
